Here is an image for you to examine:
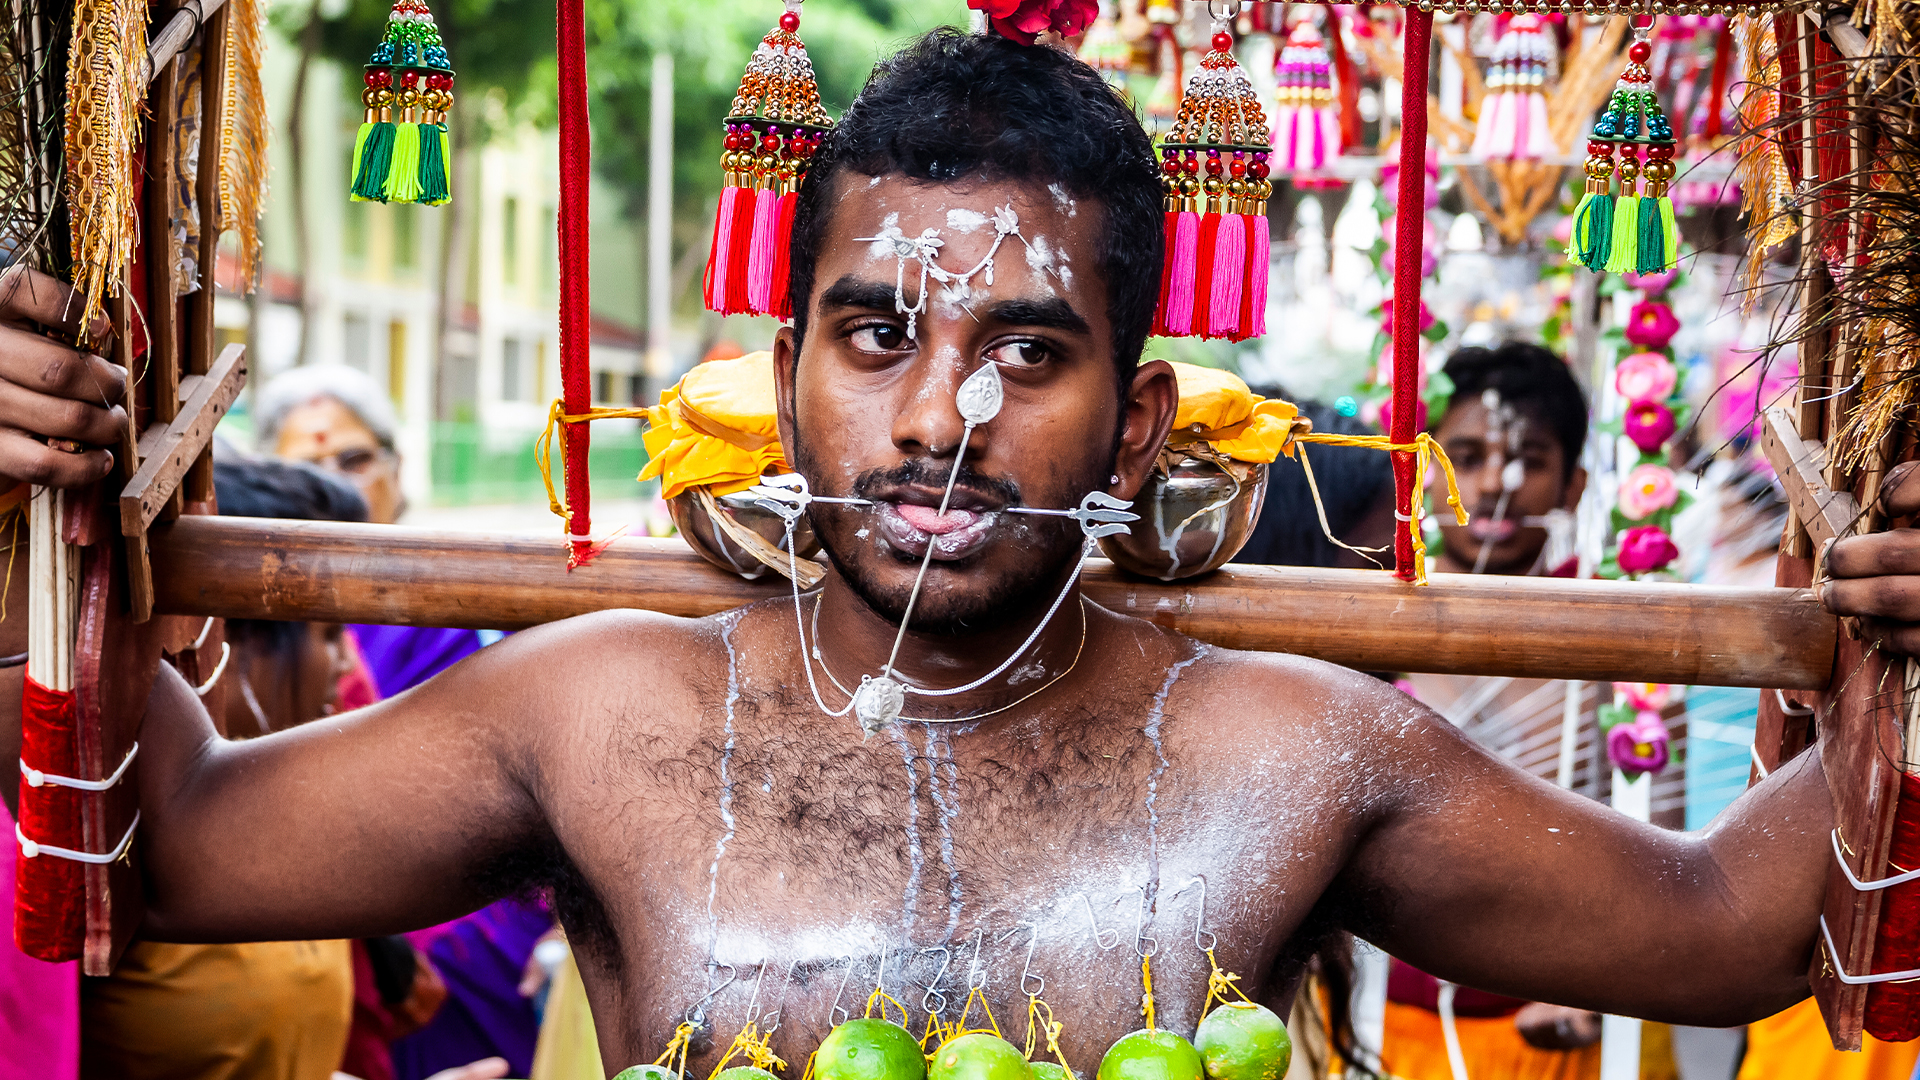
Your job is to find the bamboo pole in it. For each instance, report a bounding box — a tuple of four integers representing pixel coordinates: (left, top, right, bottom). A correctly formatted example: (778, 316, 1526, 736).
(148, 518, 1837, 690)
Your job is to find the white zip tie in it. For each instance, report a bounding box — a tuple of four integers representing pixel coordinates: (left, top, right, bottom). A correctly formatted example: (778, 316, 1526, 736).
(20, 742, 138, 791)
(17, 810, 140, 864)
(1832, 829, 1920, 892)
(1775, 689, 1814, 717)
(1749, 742, 1770, 780)
(1820, 915, 1920, 985)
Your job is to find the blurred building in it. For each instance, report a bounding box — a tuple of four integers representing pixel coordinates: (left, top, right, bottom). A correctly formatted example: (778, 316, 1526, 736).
(219, 19, 652, 508)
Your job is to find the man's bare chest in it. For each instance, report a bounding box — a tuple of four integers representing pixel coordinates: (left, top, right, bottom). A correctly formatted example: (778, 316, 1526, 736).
(550, 693, 1354, 1069)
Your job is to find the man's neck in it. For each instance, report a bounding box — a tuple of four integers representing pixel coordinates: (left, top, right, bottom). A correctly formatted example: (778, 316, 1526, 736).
(804, 569, 1089, 718)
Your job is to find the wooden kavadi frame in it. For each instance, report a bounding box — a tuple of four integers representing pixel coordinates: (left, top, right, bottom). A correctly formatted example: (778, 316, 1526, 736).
(15, 0, 1911, 1050)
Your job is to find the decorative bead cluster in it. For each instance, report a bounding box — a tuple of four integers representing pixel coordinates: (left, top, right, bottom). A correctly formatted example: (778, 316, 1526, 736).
(361, 0, 454, 125)
(1582, 39, 1676, 200)
(1159, 33, 1274, 216)
(1484, 14, 1551, 93)
(726, 13, 832, 131)
(1274, 25, 1334, 113)
(722, 124, 820, 196)
(720, 7, 831, 198)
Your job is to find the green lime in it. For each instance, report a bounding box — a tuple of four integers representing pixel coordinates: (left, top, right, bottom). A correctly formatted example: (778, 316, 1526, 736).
(613, 1068, 679, 1080)
(715, 1069, 781, 1080)
(1096, 1030, 1204, 1080)
(930, 1033, 1031, 1080)
(1193, 1003, 1291, 1080)
(817, 1018, 930, 1080)
(1029, 1060, 1078, 1080)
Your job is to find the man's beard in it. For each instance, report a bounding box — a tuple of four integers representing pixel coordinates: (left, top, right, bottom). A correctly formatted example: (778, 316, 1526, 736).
(794, 447, 1111, 637)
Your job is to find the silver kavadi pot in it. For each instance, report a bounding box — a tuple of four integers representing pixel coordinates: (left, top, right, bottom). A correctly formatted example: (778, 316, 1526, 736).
(1098, 455, 1268, 580)
(669, 481, 820, 581)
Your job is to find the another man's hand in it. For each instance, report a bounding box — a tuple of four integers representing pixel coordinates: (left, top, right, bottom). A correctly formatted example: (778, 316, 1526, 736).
(0, 265, 126, 488)
(1825, 461, 1920, 656)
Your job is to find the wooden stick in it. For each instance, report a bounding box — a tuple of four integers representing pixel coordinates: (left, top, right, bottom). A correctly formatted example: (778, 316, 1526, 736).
(147, 518, 1838, 690)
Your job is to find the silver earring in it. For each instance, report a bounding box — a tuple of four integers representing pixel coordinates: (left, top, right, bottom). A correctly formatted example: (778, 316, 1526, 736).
(1110, 474, 1121, 485)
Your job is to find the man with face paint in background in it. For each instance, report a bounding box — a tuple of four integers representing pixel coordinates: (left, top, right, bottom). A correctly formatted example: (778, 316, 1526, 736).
(0, 27, 1917, 1076)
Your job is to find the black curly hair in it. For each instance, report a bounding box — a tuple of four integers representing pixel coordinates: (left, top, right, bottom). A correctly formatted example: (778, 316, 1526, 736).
(787, 28, 1163, 386)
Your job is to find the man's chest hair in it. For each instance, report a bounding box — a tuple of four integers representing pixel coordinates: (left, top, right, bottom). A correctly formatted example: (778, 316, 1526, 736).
(638, 680, 1167, 884)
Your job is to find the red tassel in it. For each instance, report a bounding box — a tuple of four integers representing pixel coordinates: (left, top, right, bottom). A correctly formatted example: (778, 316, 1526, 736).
(1161, 211, 1200, 336)
(1153, 213, 1178, 336)
(1865, 771, 1920, 1041)
(14, 676, 82, 962)
(745, 186, 781, 314)
(768, 192, 798, 321)
(1239, 213, 1269, 340)
(1191, 212, 1221, 338)
(705, 185, 740, 312)
(1206, 211, 1245, 339)
(722, 187, 758, 315)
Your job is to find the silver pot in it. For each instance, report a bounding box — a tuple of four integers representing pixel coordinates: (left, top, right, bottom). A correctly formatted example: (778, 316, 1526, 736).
(669, 483, 821, 581)
(1098, 456, 1268, 580)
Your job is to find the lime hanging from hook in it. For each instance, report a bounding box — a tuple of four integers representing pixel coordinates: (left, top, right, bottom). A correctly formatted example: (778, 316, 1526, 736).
(1096, 1031, 1202, 1080)
(1028, 1061, 1077, 1080)
(932, 1033, 1030, 1080)
(716, 1069, 782, 1080)
(1193, 1003, 1291, 1080)
(817, 1018, 928, 1080)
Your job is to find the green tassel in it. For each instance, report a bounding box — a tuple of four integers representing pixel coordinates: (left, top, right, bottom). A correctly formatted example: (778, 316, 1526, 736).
(1569, 191, 1613, 271)
(1657, 196, 1677, 272)
(350, 121, 395, 202)
(386, 122, 423, 204)
(418, 123, 450, 205)
(1635, 195, 1666, 273)
(1604, 193, 1639, 273)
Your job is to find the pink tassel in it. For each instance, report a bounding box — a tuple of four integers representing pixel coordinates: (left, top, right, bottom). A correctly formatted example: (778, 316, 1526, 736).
(1162, 210, 1200, 335)
(1278, 106, 1302, 171)
(1314, 106, 1339, 169)
(1491, 91, 1520, 159)
(1524, 93, 1551, 159)
(1207, 211, 1246, 338)
(722, 187, 757, 314)
(1471, 96, 1498, 157)
(1154, 213, 1177, 336)
(1241, 212, 1269, 339)
(745, 187, 781, 314)
(768, 192, 798, 321)
(704, 185, 740, 311)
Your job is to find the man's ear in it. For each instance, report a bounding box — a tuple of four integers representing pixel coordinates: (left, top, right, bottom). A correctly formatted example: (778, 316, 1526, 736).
(1562, 465, 1588, 512)
(1112, 360, 1179, 499)
(773, 325, 798, 456)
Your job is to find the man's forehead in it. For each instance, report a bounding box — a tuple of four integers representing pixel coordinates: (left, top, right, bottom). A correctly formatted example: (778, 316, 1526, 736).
(830, 174, 1085, 243)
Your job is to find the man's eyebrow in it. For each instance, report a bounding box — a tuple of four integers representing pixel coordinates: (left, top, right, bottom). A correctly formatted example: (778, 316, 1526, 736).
(818, 276, 900, 313)
(980, 296, 1090, 335)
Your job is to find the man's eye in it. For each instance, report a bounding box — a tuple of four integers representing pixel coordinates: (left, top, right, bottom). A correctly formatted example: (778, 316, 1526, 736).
(985, 341, 1052, 368)
(850, 325, 907, 352)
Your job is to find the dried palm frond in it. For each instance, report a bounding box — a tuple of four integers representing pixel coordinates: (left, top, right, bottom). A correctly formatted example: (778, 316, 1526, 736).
(217, 0, 266, 290)
(62, 0, 143, 337)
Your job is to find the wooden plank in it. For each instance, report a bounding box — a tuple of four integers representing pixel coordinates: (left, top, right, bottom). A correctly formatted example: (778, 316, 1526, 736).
(145, 518, 1838, 689)
(1763, 407, 1859, 551)
(116, 343, 245, 537)
(185, 0, 227, 507)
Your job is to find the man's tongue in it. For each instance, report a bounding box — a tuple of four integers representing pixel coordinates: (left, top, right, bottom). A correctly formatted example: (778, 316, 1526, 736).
(895, 502, 980, 535)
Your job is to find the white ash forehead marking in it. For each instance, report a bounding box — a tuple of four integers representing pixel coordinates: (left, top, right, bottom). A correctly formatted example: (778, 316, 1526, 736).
(946, 208, 989, 233)
(868, 175, 885, 188)
(1049, 183, 1077, 218)
(864, 212, 904, 262)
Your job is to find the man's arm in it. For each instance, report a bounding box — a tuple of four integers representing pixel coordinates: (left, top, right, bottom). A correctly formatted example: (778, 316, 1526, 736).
(1304, 671, 1828, 1027)
(134, 609, 647, 942)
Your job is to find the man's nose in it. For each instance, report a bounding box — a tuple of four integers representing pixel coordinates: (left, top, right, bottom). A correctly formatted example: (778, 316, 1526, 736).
(891, 346, 986, 459)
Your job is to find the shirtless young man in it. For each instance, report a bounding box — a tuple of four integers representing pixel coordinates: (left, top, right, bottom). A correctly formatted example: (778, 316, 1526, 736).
(1, 28, 1917, 1075)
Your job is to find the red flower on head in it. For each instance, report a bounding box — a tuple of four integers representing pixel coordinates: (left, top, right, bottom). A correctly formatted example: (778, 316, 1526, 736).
(970, 0, 1098, 44)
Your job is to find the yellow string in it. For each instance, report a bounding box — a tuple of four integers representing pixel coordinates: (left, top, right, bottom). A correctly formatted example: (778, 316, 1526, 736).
(1200, 948, 1252, 1019)
(653, 1022, 697, 1076)
(1023, 995, 1069, 1067)
(865, 987, 911, 1028)
(537, 397, 655, 531)
(704, 1020, 790, 1079)
(1139, 954, 1157, 1033)
(921, 1009, 950, 1052)
(952, 986, 1002, 1040)
(799, 1050, 819, 1080)
(1290, 430, 1468, 586)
